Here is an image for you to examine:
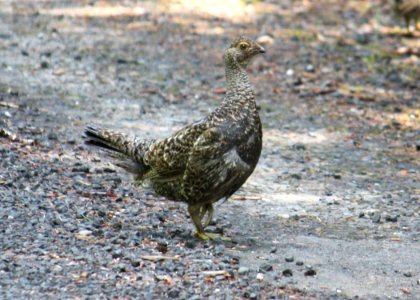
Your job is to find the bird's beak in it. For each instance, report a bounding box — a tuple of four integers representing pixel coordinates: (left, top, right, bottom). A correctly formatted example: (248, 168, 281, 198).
(259, 46, 266, 54)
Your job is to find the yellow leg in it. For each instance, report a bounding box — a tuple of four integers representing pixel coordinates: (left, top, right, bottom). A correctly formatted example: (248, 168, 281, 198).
(203, 204, 214, 228)
(188, 203, 229, 241)
(405, 17, 410, 33)
(188, 203, 207, 239)
(198, 204, 214, 228)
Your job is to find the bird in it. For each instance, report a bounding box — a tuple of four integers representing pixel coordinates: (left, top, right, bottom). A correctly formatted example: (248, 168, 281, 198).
(84, 36, 266, 240)
(393, 0, 420, 32)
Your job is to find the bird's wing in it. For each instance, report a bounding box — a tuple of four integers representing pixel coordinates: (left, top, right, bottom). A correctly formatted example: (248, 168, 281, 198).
(142, 122, 206, 181)
(181, 123, 252, 201)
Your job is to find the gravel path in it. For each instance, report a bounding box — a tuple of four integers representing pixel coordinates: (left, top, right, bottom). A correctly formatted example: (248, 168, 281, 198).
(1, 1, 419, 299)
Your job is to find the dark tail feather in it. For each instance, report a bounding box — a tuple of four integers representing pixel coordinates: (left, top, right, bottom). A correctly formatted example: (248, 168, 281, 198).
(84, 125, 122, 153)
(83, 125, 148, 176)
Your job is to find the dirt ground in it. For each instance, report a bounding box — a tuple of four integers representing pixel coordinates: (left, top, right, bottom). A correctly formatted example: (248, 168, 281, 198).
(0, 0, 419, 299)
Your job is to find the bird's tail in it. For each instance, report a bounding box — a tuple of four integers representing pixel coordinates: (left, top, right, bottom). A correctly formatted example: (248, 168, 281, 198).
(84, 125, 153, 175)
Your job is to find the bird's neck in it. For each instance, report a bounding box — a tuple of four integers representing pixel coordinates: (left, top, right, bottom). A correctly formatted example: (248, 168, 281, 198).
(224, 53, 254, 105)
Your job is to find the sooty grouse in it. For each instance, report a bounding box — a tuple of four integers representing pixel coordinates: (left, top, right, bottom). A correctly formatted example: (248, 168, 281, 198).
(394, 0, 420, 31)
(84, 37, 265, 240)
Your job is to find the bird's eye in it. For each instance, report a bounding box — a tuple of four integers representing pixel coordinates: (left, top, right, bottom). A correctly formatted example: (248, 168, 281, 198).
(238, 42, 249, 50)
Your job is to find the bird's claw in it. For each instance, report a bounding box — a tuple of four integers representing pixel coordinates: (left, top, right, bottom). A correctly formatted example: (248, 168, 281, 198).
(194, 231, 231, 241)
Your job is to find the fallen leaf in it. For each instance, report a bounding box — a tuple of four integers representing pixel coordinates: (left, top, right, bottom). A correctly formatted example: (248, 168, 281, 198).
(49, 253, 60, 259)
(140, 89, 158, 94)
(75, 234, 94, 241)
(204, 277, 215, 283)
(76, 179, 91, 186)
(202, 270, 230, 277)
(53, 68, 66, 76)
(0, 101, 19, 109)
(140, 255, 180, 261)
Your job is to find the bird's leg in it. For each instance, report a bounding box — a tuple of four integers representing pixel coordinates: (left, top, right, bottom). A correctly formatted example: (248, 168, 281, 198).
(198, 203, 214, 228)
(188, 203, 209, 240)
(202, 204, 214, 228)
(188, 203, 228, 240)
(404, 16, 412, 34)
(199, 204, 207, 221)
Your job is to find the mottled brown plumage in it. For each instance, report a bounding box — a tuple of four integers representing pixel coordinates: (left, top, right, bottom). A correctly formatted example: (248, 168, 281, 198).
(84, 37, 265, 239)
(394, 0, 420, 31)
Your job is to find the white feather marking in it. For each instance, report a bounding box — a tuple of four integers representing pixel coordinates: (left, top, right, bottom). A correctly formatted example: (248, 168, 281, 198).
(223, 147, 250, 170)
(247, 133, 255, 146)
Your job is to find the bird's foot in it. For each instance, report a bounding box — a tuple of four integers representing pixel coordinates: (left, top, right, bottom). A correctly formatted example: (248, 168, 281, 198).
(194, 231, 231, 241)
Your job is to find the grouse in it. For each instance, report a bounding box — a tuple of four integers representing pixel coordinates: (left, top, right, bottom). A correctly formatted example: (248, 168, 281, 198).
(394, 0, 420, 31)
(84, 37, 265, 240)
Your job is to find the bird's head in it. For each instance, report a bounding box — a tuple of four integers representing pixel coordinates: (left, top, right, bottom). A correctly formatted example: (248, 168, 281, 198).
(225, 36, 266, 68)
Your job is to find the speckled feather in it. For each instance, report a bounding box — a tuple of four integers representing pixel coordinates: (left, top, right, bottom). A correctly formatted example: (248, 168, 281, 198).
(84, 37, 265, 236)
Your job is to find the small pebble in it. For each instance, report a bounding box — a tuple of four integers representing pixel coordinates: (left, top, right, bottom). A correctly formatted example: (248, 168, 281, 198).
(168, 288, 180, 298)
(385, 215, 398, 222)
(257, 35, 274, 44)
(293, 77, 302, 86)
(47, 132, 58, 140)
(112, 249, 123, 259)
(296, 261, 304, 266)
(282, 269, 293, 277)
(292, 143, 306, 151)
(238, 267, 249, 275)
(72, 166, 90, 173)
(286, 69, 294, 76)
(305, 64, 315, 72)
(285, 256, 294, 262)
(40, 61, 49, 68)
(156, 241, 168, 253)
(185, 240, 197, 249)
(371, 212, 381, 223)
(78, 230, 92, 236)
(116, 263, 126, 272)
(131, 260, 141, 268)
(304, 269, 316, 276)
(259, 263, 273, 272)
